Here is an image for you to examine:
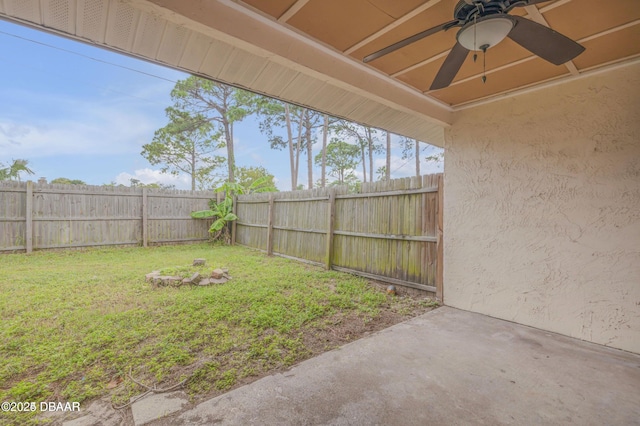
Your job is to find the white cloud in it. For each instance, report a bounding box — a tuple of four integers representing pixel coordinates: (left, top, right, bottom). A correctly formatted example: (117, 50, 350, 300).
(114, 168, 190, 189)
(373, 151, 443, 179)
(0, 91, 162, 160)
(234, 136, 266, 164)
(121, 80, 178, 102)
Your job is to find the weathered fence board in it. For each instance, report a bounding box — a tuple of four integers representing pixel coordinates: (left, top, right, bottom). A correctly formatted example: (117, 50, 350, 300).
(235, 174, 443, 294)
(0, 181, 214, 252)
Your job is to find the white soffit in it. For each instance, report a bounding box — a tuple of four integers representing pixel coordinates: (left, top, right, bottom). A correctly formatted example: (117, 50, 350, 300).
(0, 0, 450, 146)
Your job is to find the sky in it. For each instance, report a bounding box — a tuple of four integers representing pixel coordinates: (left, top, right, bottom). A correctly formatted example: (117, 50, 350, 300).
(0, 19, 443, 191)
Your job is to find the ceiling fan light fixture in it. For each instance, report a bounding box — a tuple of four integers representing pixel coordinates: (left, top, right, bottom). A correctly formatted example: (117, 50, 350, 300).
(457, 17, 514, 51)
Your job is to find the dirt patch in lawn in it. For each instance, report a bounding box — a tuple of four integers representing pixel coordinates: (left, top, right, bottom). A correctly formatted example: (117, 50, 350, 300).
(303, 283, 434, 351)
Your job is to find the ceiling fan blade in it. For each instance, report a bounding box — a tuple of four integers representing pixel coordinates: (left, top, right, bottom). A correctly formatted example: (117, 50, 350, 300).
(430, 42, 469, 91)
(363, 20, 458, 63)
(507, 16, 585, 65)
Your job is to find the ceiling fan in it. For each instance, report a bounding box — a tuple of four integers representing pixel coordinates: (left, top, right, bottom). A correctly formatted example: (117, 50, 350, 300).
(363, 0, 586, 90)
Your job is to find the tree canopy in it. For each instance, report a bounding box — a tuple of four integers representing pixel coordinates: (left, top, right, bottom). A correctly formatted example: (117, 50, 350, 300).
(314, 140, 359, 186)
(50, 177, 86, 185)
(143, 77, 440, 192)
(235, 166, 278, 192)
(167, 77, 255, 183)
(334, 121, 382, 184)
(142, 107, 225, 190)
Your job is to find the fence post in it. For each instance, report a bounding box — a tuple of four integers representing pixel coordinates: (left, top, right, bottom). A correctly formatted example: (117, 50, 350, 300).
(26, 181, 33, 253)
(142, 188, 148, 247)
(436, 174, 444, 303)
(231, 195, 237, 245)
(324, 188, 336, 270)
(266, 193, 275, 255)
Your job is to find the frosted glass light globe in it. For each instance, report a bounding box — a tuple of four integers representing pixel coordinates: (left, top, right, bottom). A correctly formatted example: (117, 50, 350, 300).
(457, 17, 514, 51)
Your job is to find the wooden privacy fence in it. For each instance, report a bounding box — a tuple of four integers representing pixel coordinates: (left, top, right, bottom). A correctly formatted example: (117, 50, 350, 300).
(0, 181, 214, 252)
(234, 174, 443, 298)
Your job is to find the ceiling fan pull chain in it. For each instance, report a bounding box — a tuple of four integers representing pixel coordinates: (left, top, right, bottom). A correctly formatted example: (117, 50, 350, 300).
(482, 45, 487, 84)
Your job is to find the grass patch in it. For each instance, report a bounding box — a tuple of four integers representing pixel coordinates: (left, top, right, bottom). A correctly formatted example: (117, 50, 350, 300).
(0, 243, 436, 424)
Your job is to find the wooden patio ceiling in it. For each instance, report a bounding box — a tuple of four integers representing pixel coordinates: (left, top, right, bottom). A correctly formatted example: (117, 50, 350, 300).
(239, 0, 640, 107)
(0, 0, 638, 145)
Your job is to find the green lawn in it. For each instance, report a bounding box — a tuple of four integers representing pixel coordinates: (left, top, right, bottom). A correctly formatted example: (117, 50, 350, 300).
(0, 243, 435, 424)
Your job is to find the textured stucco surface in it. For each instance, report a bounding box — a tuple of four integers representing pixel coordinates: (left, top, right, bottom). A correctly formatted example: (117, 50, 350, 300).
(444, 63, 640, 354)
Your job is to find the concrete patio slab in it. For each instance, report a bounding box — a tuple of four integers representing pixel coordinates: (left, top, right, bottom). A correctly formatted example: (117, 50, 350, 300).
(59, 397, 121, 426)
(149, 307, 640, 425)
(131, 391, 189, 425)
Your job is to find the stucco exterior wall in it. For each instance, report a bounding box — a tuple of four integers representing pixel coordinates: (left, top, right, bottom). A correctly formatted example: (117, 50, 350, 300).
(444, 63, 640, 354)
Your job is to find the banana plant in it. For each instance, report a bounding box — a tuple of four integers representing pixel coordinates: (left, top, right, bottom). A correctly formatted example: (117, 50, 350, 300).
(190, 195, 237, 242)
(191, 176, 276, 243)
(216, 175, 276, 196)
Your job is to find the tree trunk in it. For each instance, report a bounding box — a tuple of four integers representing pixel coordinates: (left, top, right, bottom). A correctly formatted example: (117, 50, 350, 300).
(284, 104, 296, 190)
(321, 115, 328, 187)
(294, 109, 305, 189)
(386, 131, 391, 181)
(191, 146, 196, 190)
(306, 110, 313, 190)
(224, 119, 235, 183)
(367, 128, 374, 183)
(415, 139, 420, 177)
(360, 142, 367, 184)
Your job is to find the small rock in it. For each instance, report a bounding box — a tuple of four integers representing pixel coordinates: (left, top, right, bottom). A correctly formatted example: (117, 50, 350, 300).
(168, 276, 183, 287)
(153, 276, 183, 287)
(182, 278, 192, 285)
(189, 272, 201, 284)
(193, 258, 206, 266)
(211, 269, 225, 279)
(152, 276, 168, 287)
(198, 278, 212, 286)
(386, 285, 397, 295)
(209, 277, 227, 284)
(145, 271, 160, 282)
(221, 268, 229, 274)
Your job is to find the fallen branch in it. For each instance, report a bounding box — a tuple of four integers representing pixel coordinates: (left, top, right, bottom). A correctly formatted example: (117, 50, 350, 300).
(111, 390, 151, 411)
(127, 367, 188, 393)
(111, 368, 189, 410)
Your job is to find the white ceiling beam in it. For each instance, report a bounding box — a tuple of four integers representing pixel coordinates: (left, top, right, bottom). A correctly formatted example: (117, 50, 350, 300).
(579, 18, 640, 43)
(344, 0, 443, 55)
(278, 0, 310, 23)
(424, 55, 538, 93)
(453, 55, 640, 111)
(564, 61, 580, 75)
(539, 0, 572, 14)
(391, 50, 449, 78)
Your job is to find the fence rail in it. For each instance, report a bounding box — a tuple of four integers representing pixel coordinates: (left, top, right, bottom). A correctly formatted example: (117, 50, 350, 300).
(0, 181, 214, 252)
(234, 174, 443, 298)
